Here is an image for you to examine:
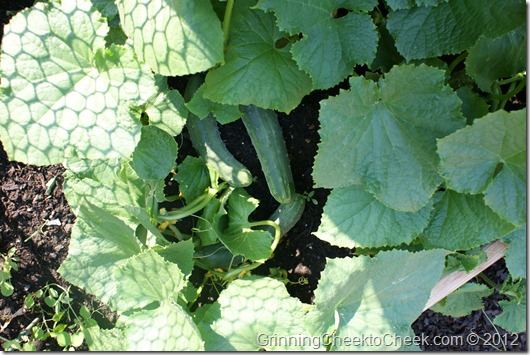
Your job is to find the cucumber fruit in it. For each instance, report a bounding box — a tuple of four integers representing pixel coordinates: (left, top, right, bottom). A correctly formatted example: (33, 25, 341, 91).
(269, 193, 306, 236)
(240, 105, 295, 204)
(260, 193, 306, 238)
(184, 76, 253, 187)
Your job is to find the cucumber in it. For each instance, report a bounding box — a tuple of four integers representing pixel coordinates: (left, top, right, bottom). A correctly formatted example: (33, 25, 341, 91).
(261, 193, 305, 238)
(193, 242, 245, 271)
(269, 193, 305, 236)
(184, 76, 253, 188)
(240, 105, 295, 204)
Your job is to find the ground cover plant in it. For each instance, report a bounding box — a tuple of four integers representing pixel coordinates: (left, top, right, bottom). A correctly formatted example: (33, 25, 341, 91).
(0, 0, 526, 351)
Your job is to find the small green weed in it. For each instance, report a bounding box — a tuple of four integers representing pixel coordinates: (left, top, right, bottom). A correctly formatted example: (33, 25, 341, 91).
(2, 284, 99, 351)
(0, 247, 19, 297)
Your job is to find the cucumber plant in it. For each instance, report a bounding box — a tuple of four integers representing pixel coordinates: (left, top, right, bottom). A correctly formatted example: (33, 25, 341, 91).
(0, 0, 525, 351)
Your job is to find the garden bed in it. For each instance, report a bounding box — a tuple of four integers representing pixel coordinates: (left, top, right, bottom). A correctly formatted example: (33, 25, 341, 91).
(0, 131, 526, 350)
(0, 0, 526, 351)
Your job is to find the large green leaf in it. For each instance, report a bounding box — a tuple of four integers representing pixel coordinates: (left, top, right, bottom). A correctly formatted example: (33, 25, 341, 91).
(117, 0, 224, 76)
(215, 189, 274, 261)
(142, 89, 188, 136)
(122, 301, 204, 351)
(387, 0, 525, 61)
(456, 86, 490, 124)
(114, 250, 185, 311)
(155, 239, 196, 278)
(502, 225, 526, 279)
(385, 0, 448, 10)
(256, 0, 378, 89)
(60, 207, 201, 349)
(0, 0, 158, 165)
(58, 203, 142, 309)
(313, 64, 464, 211)
(493, 295, 526, 333)
(174, 156, 211, 203)
(370, 21, 404, 73)
(437, 109, 526, 226)
(131, 126, 178, 181)
(430, 283, 493, 317)
(199, 276, 309, 351)
(203, 0, 312, 113)
(91, 0, 118, 18)
(306, 249, 447, 351)
(315, 185, 433, 248)
(421, 190, 515, 251)
(465, 27, 526, 93)
(63, 158, 145, 218)
(185, 83, 241, 125)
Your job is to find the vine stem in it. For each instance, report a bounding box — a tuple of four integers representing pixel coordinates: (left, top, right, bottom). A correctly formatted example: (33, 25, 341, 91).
(489, 78, 526, 101)
(187, 272, 211, 309)
(496, 71, 526, 85)
(498, 81, 516, 110)
(477, 272, 499, 291)
(446, 52, 467, 78)
(156, 183, 227, 222)
(480, 309, 506, 351)
(222, 0, 235, 51)
(223, 260, 264, 280)
(249, 220, 281, 253)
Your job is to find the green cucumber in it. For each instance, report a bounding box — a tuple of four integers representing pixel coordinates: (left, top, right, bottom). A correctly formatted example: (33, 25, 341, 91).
(269, 193, 305, 236)
(261, 193, 305, 238)
(240, 105, 295, 204)
(184, 76, 253, 187)
(193, 242, 245, 271)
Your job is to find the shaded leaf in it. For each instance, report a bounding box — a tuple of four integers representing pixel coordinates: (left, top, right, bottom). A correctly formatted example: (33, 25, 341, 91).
(430, 283, 493, 317)
(132, 126, 178, 181)
(315, 185, 433, 248)
(387, 0, 525, 60)
(502, 225, 526, 279)
(174, 156, 211, 203)
(466, 26, 526, 93)
(421, 190, 514, 251)
(493, 295, 526, 333)
(313, 64, 464, 211)
(437, 109, 526, 226)
(215, 189, 273, 261)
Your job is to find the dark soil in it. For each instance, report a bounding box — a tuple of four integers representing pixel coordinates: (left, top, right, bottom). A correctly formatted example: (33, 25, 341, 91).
(0, 1, 526, 352)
